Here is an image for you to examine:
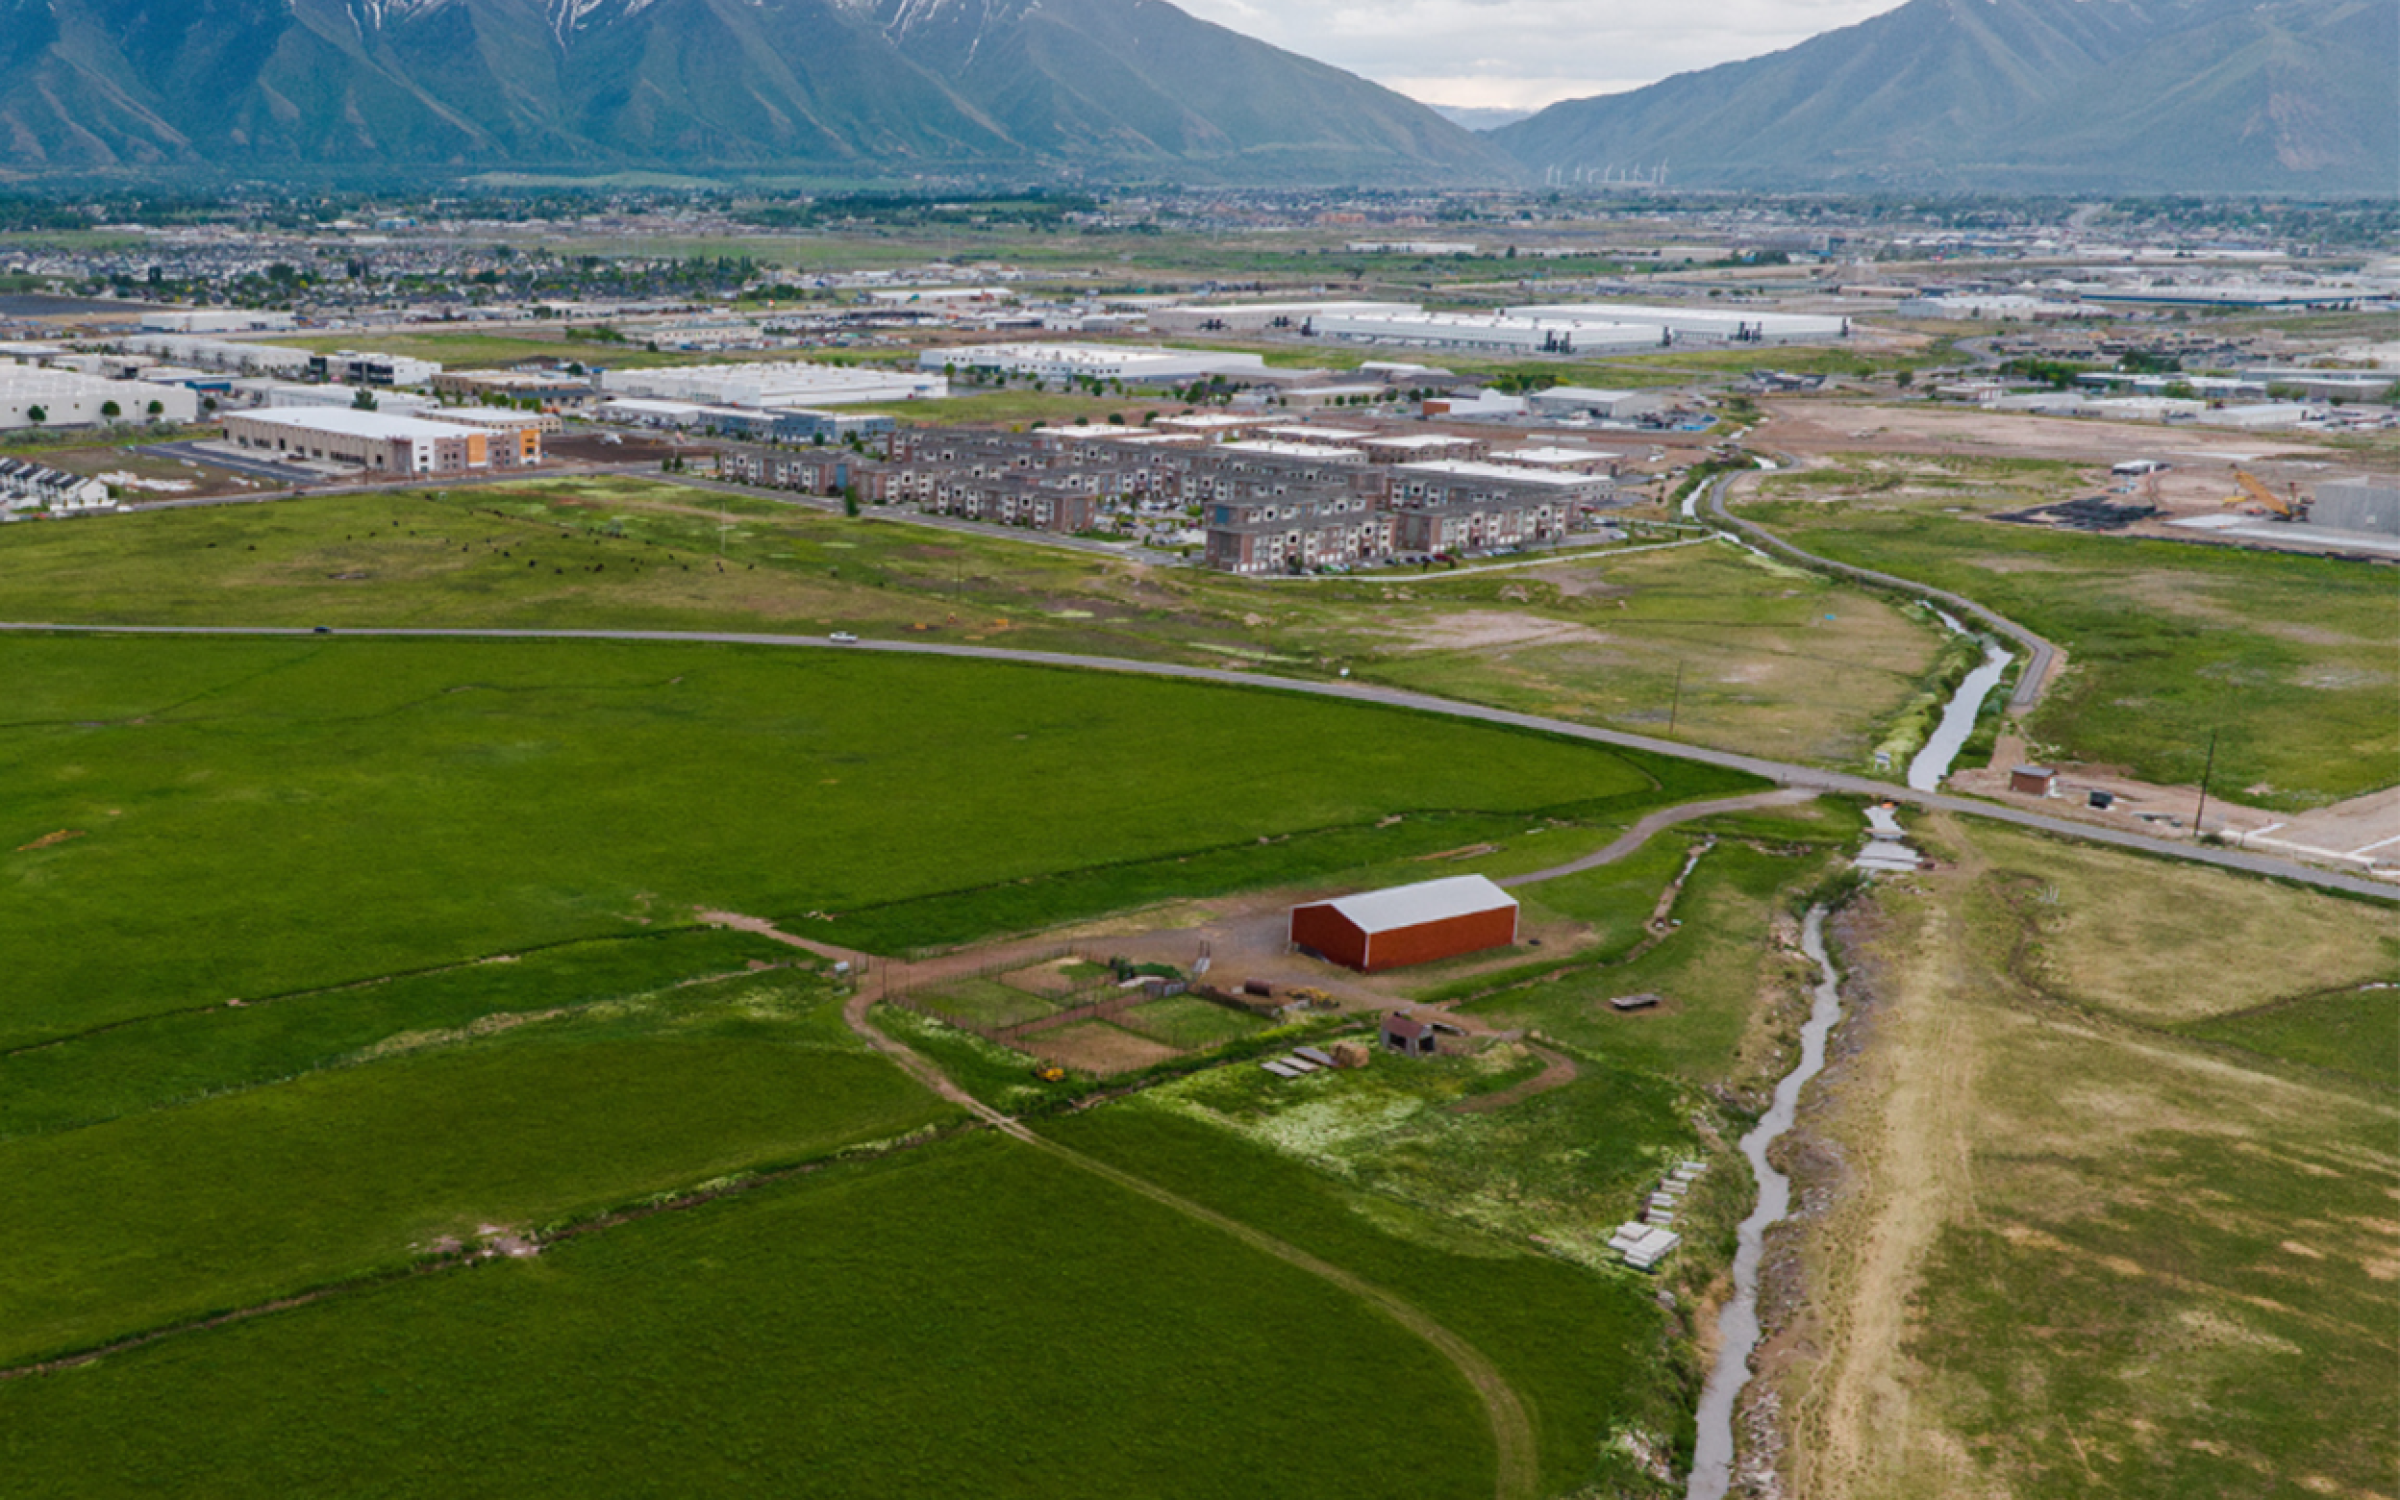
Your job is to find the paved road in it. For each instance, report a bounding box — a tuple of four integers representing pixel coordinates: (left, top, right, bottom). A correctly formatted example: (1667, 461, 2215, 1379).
(1704, 472, 2061, 712)
(6, 620, 2390, 903)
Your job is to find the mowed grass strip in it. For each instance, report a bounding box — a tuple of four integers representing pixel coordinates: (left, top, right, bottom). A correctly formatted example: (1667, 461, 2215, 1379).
(0, 977, 951, 1367)
(0, 1136, 1498, 1500)
(2, 634, 1734, 1047)
(0, 927, 791, 1141)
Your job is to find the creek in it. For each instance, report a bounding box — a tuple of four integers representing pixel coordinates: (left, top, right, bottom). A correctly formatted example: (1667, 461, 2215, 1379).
(1906, 609, 2009, 793)
(1686, 905, 1847, 1500)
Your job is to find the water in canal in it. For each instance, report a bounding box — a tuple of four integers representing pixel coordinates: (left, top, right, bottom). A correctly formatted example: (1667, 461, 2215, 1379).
(1686, 904, 1847, 1500)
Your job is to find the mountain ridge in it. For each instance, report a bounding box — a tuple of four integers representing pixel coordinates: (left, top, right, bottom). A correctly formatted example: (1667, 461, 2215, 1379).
(1492, 0, 2397, 194)
(0, 0, 1519, 183)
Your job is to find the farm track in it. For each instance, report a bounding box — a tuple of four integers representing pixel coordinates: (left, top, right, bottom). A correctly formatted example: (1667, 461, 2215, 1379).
(1499, 788, 1818, 887)
(6, 621, 2388, 900)
(716, 911, 1543, 1500)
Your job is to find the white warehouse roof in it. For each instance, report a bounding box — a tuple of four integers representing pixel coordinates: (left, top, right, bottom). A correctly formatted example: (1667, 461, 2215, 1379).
(230, 407, 489, 441)
(1315, 874, 1517, 935)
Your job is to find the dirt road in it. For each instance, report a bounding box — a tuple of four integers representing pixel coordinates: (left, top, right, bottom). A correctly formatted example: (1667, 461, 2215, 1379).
(716, 908, 1541, 1500)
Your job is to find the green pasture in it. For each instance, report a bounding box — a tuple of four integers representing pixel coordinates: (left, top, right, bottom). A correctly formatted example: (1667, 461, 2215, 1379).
(2182, 986, 2400, 1090)
(0, 926, 788, 1141)
(3, 632, 1750, 1047)
(1461, 836, 1848, 1089)
(1114, 993, 1267, 1050)
(1047, 1103, 1689, 1495)
(0, 970, 951, 1366)
(0, 1134, 1500, 1499)
(1739, 478, 2398, 807)
(913, 976, 1057, 1029)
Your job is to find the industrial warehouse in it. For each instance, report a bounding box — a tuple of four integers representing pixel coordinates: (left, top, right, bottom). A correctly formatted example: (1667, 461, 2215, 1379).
(221, 408, 542, 474)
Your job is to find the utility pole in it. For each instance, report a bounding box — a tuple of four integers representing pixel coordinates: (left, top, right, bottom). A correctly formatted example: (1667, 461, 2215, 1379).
(1668, 660, 1685, 737)
(2192, 727, 2218, 835)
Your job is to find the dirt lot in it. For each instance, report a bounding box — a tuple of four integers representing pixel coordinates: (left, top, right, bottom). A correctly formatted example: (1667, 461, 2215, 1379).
(1020, 1020, 1181, 1075)
(544, 432, 714, 466)
(43, 446, 269, 500)
(1758, 400, 2369, 469)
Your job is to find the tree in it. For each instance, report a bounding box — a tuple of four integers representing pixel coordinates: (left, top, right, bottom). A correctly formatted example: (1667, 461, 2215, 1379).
(26, 405, 44, 426)
(842, 485, 861, 517)
(351, 388, 378, 411)
(146, 400, 164, 419)
(1895, 370, 1914, 389)
(100, 400, 121, 421)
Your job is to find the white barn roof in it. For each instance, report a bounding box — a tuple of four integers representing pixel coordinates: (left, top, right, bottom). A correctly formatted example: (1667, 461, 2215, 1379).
(1317, 874, 1516, 935)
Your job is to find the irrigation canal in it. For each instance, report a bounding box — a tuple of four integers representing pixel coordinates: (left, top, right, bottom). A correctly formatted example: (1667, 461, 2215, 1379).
(1686, 904, 1849, 1500)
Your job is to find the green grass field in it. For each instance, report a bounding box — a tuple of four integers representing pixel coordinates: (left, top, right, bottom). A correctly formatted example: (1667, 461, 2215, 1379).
(0, 926, 788, 1141)
(0, 1135, 1502, 1499)
(4, 631, 1746, 1049)
(1114, 993, 1267, 1050)
(1, 971, 951, 1366)
(1740, 469, 2398, 806)
(1045, 1105, 1688, 1496)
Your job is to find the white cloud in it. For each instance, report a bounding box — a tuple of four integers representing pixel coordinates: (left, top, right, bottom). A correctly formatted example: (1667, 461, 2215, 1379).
(1177, 0, 1907, 110)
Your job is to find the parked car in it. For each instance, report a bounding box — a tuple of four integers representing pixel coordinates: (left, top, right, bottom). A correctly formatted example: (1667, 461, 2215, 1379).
(828, 631, 859, 644)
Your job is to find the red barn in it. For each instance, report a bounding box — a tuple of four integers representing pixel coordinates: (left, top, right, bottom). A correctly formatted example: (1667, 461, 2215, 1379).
(1288, 874, 1520, 973)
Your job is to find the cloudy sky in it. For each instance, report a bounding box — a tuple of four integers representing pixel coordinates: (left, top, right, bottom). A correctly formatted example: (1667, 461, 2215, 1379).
(1173, 0, 1903, 112)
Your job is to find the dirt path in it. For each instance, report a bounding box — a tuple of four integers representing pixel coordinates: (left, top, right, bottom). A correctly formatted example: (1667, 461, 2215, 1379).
(1784, 823, 1988, 1499)
(1500, 788, 1818, 888)
(715, 909, 1540, 1500)
(1452, 1045, 1577, 1115)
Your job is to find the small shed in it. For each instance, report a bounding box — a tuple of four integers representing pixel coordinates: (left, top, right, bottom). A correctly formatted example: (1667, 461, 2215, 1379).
(2010, 765, 2057, 796)
(1290, 874, 1519, 973)
(1380, 1013, 1437, 1056)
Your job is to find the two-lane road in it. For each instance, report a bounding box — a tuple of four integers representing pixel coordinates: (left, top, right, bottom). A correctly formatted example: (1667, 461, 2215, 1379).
(4, 621, 2388, 902)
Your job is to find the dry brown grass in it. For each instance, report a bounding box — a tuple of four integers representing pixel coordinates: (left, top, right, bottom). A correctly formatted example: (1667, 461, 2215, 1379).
(1774, 818, 2398, 1500)
(1979, 825, 2398, 1024)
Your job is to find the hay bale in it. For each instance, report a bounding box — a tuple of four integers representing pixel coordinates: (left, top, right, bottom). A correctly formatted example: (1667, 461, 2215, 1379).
(1330, 1040, 1372, 1069)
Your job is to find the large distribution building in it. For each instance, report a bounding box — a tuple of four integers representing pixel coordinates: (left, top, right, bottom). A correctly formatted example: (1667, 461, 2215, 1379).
(0, 368, 199, 431)
(600, 361, 944, 408)
(924, 343, 1267, 385)
(1290, 875, 1520, 972)
(221, 408, 539, 473)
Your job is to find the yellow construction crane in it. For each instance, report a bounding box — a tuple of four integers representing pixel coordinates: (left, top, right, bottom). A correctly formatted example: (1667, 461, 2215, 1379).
(2222, 469, 2306, 521)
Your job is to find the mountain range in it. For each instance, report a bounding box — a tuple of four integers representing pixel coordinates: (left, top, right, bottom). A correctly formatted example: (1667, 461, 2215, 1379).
(0, 0, 1513, 182)
(1495, 0, 2397, 195)
(2, 0, 2389, 191)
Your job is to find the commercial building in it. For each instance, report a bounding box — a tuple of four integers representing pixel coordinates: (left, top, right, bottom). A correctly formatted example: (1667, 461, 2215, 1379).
(237, 380, 438, 416)
(432, 369, 599, 407)
(1148, 301, 1421, 336)
(1290, 874, 1519, 972)
(221, 408, 537, 473)
(602, 361, 943, 408)
(1503, 302, 1851, 344)
(0, 368, 199, 431)
(308, 350, 443, 387)
(923, 343, 1267, 385)
(594, 396, 891, 443)
(1312, 310, 1659, 356)
(138, 309, 296, 333)
(1525, 387, 1671, 422)
(437, 408, 564, 439)
(119, 335, 314, 377)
